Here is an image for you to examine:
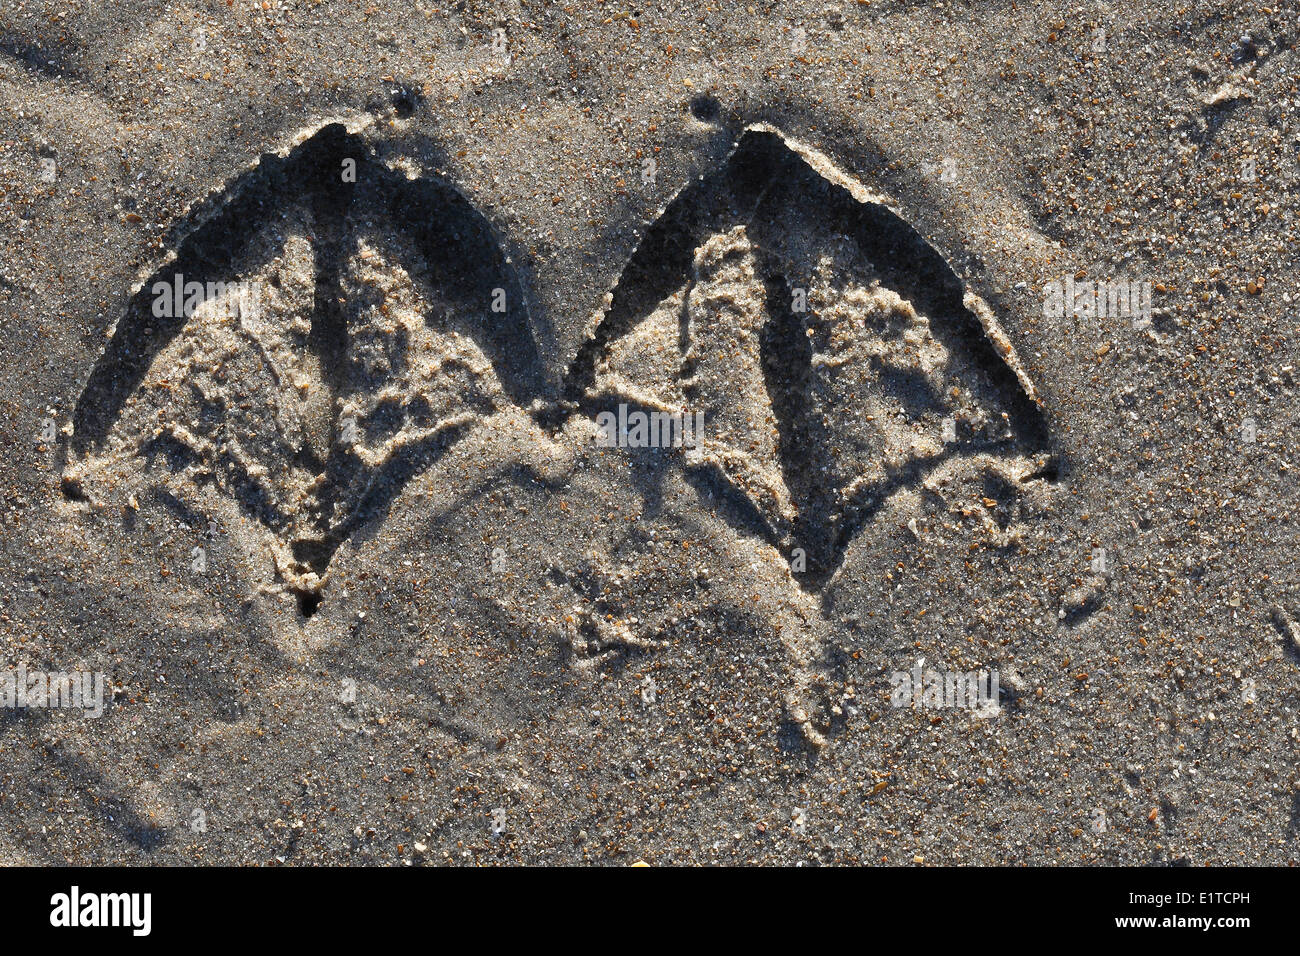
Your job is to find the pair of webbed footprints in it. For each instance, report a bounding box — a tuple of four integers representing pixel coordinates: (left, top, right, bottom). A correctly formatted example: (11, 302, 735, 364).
(65, 121, 1052, 628)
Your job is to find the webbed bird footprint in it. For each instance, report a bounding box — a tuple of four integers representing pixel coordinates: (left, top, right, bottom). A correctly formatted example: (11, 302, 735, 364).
(63, 123, 545, 601)
(570, 125, 1054, 590)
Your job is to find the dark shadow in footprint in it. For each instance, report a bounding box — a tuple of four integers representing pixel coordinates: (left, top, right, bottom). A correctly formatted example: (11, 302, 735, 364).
(562, 131, 804, 407)
(0, 30, 85, 80)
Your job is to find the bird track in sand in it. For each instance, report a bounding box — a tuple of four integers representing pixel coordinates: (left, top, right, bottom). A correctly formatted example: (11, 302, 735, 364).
(61, 121, 1060, 745)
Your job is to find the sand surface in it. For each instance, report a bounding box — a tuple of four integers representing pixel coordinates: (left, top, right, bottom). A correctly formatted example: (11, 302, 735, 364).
(1, 1, 1298, 864)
